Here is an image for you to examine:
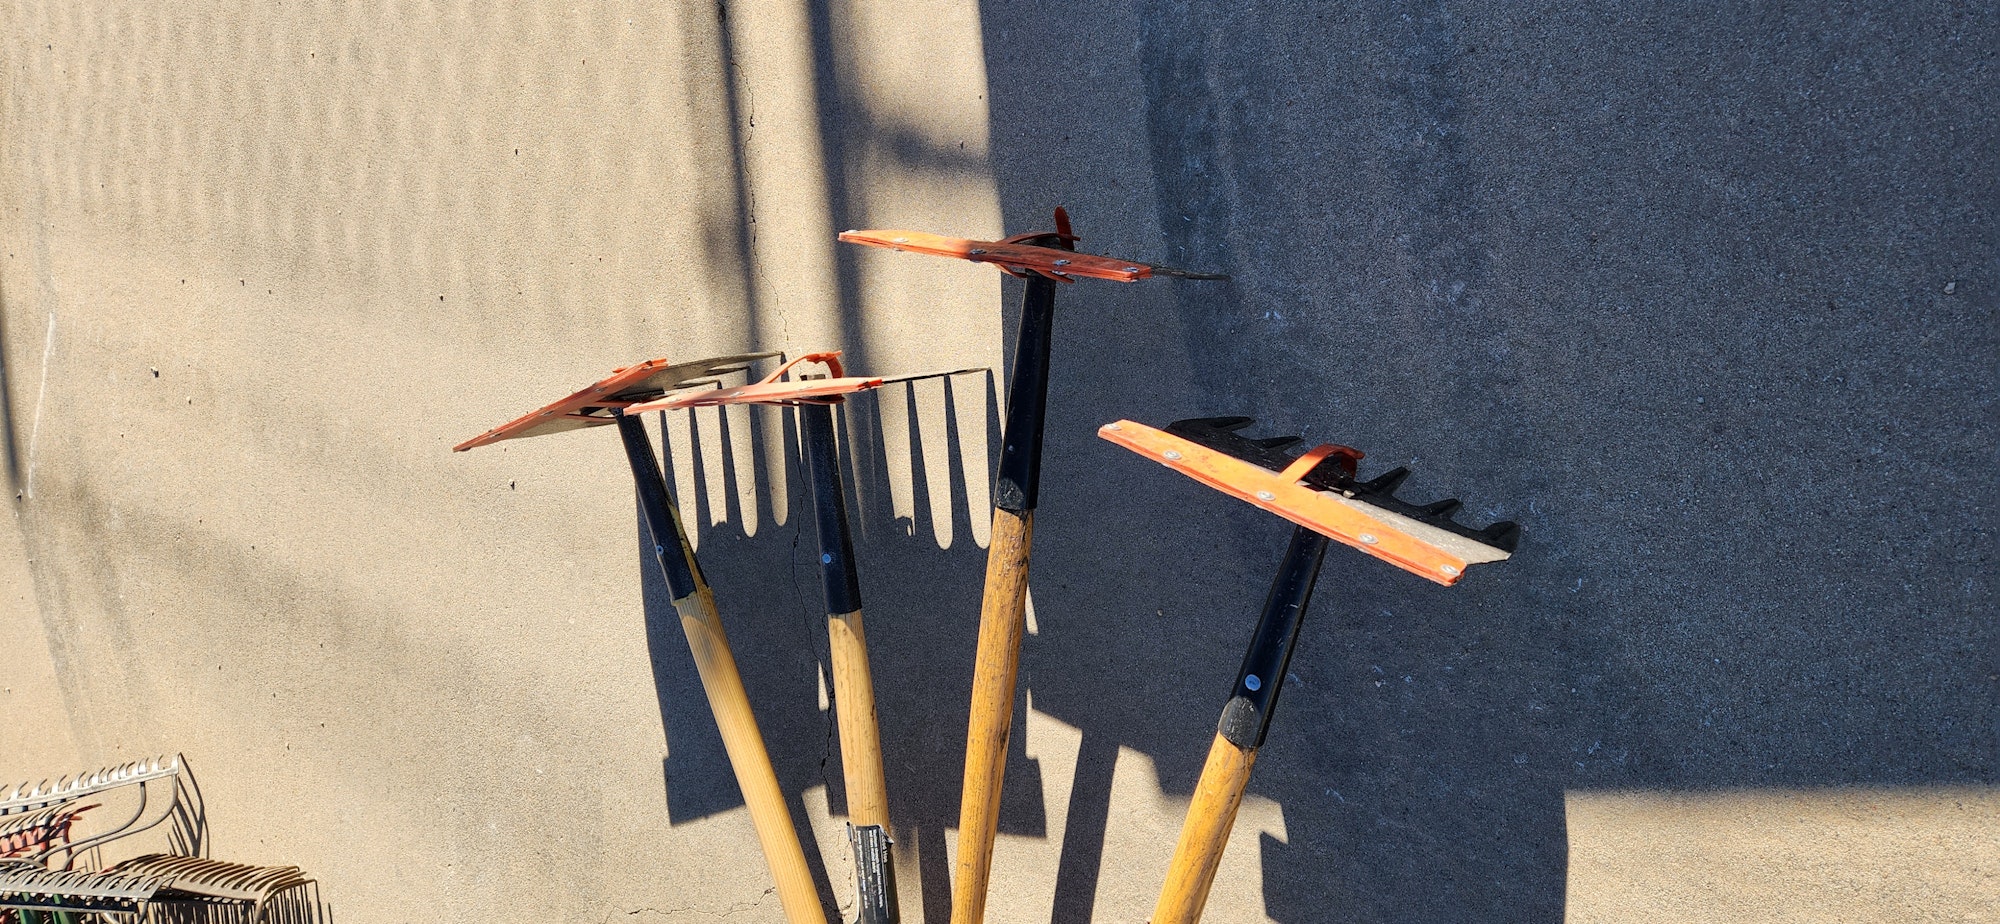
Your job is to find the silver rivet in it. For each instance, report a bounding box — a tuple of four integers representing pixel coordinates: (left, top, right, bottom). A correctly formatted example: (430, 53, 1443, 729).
(1255, 490, 1276, 501)
(1103, 422, 1122, 431)
(654, 545, 666, 555)
(969, 248, 986, 255)
(821, 553, 833, 565)
(1124, 266, 1140, 273)
(1359, 534, 1379, 545)
(1053, 259, 1071, 266)
(1163, 450, 1182, 460)
(891, 237, 908, 244)
(1440, 565, 1461, 576)
(1244, 675, 1262, 691)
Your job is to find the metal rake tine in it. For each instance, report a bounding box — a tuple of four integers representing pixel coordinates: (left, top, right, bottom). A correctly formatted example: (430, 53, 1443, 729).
(1482, 520, 1523, 549)
(1357, 467, 1411, 494)
(1415, 498, 1462, 517)
(1143, 261, 1230, 281)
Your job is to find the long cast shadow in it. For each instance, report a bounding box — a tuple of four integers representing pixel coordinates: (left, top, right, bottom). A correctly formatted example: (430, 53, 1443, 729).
(975, 2, 1997, 923)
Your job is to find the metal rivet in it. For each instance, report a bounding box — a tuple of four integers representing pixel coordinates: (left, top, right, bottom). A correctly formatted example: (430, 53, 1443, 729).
(891, 237, 908, 244)
(1244, 675, 1262, 691)
(654, 545, 666, 555)
(1103, 422, 1121, 431)
(1124, 266, 1140, 273)
(1440, 565, 1461, 576)
(821, 553, 833, 565)
(1255, 490, 1276, 501)
(1163, 450, 1183, 460)
(969, 248, 987, 255)
(1053, 259, 1071, 266)
(1359, 534, 1379, 545)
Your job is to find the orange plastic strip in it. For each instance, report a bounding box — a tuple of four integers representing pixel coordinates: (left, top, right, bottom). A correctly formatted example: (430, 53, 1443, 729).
(838, 229, 1152, 283)
(1098, 420, 1475, 586)
(628, 351, 883, 411)
(632, 376, 889, 411)
(452, 352, 776, 452)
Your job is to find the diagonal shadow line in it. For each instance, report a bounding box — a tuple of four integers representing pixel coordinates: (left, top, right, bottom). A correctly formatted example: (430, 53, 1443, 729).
(1046, 729, 1118, 924)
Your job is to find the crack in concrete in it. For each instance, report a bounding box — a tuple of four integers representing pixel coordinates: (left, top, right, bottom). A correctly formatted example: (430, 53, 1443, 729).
(718, 0, 788, 345)
(614, 885, 774, 920)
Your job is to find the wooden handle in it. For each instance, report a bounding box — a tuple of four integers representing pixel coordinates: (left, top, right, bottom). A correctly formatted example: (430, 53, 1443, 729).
(674, 586, 830, 924)
(949, 507, 1036, 924)
(1151, 732, 1260, 924)
(828, 607, 890, 829)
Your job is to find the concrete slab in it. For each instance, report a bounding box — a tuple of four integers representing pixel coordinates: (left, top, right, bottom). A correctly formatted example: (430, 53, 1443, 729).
(0, 2, 1991, 923)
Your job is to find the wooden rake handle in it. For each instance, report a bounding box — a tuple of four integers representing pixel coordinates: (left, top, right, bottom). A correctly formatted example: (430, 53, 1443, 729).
(672, 586, 828, 924)
(1152, 732, 1259, 924)
(1152, 525, 1328, 924)
(950, 507, 1035, 924)
(616, 414, 828, 924)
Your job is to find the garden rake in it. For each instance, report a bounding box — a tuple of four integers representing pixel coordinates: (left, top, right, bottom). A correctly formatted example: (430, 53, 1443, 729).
(630, 351, 980, 924)
(454, 353, 831, 924)
(841, 210, 1225, 924)
(1099, 416, 1518, 924)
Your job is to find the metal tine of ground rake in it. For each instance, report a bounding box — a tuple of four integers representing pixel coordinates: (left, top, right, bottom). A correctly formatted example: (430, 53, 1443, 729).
(2, 756, 189, 870)
(108, 854, 314, 920)
(0, 862, 166, 914)
(2, 756, 181, 814)
(1100, 415, 1518, 924)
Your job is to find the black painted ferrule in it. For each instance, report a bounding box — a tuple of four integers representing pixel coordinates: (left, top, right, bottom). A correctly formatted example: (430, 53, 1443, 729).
(799, 401, 863, 615)
(849, 823, 898, 924)
(1216, 525, 1330, 750)
(614, 412, 702, 600)
(992, 273, 1060, 513)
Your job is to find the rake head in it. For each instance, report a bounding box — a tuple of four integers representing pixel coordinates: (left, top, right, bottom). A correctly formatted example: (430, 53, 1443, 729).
(1100, 417, 1519, 585)
(452, 352, 780, 452)
(626, 351, 981, 412)
(839, 207, 1226, 284)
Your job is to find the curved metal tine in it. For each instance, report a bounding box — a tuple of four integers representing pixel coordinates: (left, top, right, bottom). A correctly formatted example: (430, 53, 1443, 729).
(1, 756, 179, 815)
(52, 776, 178, 870)
(871, 366, 987, 387)
(41, 776, 150, 869)
(167, 768, 203, 859)
(5, 805, 84, 865)
(0, 863, 161, 910)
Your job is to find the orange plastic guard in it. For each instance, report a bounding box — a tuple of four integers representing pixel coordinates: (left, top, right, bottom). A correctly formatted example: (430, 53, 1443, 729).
(628, 351, 983, 412)
(838, 228, 1157, 283)
(1098, 419, 1515, 586)
(452, 352, 779, 452)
